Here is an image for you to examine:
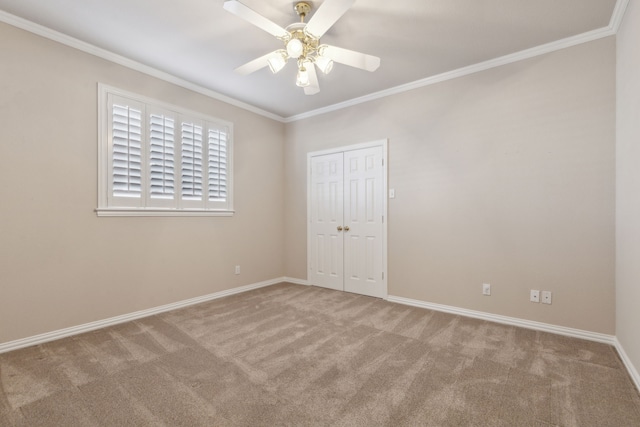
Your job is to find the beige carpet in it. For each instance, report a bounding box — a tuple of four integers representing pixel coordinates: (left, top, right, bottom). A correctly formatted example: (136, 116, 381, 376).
(1, 282, 639, 426)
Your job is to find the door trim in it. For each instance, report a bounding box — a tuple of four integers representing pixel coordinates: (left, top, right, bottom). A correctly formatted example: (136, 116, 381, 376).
(306, 139, 388, 299)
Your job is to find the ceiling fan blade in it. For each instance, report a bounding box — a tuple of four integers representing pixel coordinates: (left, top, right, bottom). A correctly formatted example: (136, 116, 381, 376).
(322, 45, 380, 72)
(305, 0, 355, 39)
(234, 51, 276, 75)
(304, 64, 320, 95)
(223, 1, 289, 39)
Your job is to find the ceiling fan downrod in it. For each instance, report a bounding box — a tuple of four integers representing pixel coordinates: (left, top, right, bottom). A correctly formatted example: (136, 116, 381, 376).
(294, 2, 311, 23)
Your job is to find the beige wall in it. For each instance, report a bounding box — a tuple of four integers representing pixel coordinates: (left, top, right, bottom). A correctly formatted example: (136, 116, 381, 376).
(0, 17, 620, 344)
(0, 22, 285, 344)
(616, 0, 640, 380)
(285, 37, 616, 334)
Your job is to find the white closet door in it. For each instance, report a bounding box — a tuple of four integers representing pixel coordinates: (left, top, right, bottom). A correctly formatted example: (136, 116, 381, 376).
(343, 146, 384, 298)
(309, 152, 344, 291)
(308, 144, 386, 299)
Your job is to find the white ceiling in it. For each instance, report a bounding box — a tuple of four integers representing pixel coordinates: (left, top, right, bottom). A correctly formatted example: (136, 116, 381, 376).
(0, 0, 620, 119)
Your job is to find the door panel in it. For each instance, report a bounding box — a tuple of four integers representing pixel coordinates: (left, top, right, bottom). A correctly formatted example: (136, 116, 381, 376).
(343, 146, 384, 297)
(309, 153, 343, 291)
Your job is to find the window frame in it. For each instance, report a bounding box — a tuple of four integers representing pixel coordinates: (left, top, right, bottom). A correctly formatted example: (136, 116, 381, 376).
(97, 84, 234, 217)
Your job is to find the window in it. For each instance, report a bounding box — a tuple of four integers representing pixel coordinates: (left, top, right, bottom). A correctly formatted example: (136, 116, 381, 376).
(97, 84, 233, 216)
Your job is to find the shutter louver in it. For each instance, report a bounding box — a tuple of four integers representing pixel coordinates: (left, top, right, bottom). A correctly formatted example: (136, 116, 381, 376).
(181, 122, 203, 201)
(208, 128, 228, 202)
(100, 86, 232, 215)
(112, 104, 142, 198)
(149, 114, 175, 200)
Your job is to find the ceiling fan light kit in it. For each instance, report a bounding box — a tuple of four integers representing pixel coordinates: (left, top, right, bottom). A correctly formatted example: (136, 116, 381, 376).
(286, 37, 304, 59)
(267, 50, 288, 73)
(296, 65, 311, 87)
(314, 51, 334, 74)
(223, 0, 380, 95)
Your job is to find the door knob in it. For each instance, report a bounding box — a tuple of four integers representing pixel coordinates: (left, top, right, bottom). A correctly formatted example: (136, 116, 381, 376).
(344, 226, 350, 231)
(337, 226, 343, 231)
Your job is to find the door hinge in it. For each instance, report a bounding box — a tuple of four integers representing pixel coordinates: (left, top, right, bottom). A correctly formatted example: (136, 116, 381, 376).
(382, 272, 385, 280)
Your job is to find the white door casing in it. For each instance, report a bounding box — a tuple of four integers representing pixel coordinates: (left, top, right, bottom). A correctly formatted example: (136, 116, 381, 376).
(307, 140, 388, 299)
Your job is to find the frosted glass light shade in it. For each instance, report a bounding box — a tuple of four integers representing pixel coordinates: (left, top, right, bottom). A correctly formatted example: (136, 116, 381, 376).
(286, 38, 304, 59)
(296, 67, 310, 87)
(267, 51, 287, 73)
(315, 55, 333, 74)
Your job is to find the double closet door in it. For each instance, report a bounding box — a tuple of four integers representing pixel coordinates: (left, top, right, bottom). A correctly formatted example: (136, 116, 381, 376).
(308, 143, 386, 298)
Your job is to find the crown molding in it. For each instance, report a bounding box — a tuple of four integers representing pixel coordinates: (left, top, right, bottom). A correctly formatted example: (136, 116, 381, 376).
(1, 0, 629, 125)
(285, 22, 619, 122)
(0, 10, 286, 123)
(610, 0, 630, 33)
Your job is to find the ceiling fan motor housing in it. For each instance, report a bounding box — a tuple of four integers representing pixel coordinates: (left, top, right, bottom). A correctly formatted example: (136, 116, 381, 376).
(285, 22, 319, 61)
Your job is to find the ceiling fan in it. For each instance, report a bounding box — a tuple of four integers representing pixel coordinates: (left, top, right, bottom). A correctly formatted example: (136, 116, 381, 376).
(223, 0, 380, 95)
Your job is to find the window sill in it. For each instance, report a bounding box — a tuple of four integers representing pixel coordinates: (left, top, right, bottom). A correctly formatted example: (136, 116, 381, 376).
(95, 208, 235, 217)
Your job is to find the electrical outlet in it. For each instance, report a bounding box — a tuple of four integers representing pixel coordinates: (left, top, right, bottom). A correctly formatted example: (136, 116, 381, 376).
(530, 290, 540, 303)
(542, 291, 552, 304)
(235, 265, 240, 275)
(482, 283, 491, 296)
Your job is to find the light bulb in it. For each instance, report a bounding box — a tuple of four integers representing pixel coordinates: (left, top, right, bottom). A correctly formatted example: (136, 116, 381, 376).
(267, 50, 287, 73)
(315, 55, 334, 74)
(296, 67, 310, 87)
(286, 38, 303, 59)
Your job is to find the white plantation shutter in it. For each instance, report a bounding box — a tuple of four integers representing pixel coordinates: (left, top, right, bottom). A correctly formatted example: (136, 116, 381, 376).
(148, 113, 175, 203)
(208, 127, 228, 202)
(181, 121, 204, 205)
(98, 85, 233, 216)
(112, 104, 142, 198)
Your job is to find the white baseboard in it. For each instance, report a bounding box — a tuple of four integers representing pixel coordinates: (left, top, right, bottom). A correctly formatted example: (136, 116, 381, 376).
(614, 337, 640, 392)
(387, 295, 616, 345)
(390, 294, 640, 389)
(283, 276, 309, 286)
(4, 281, 637, 392)
(0, 277, 286, 354)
